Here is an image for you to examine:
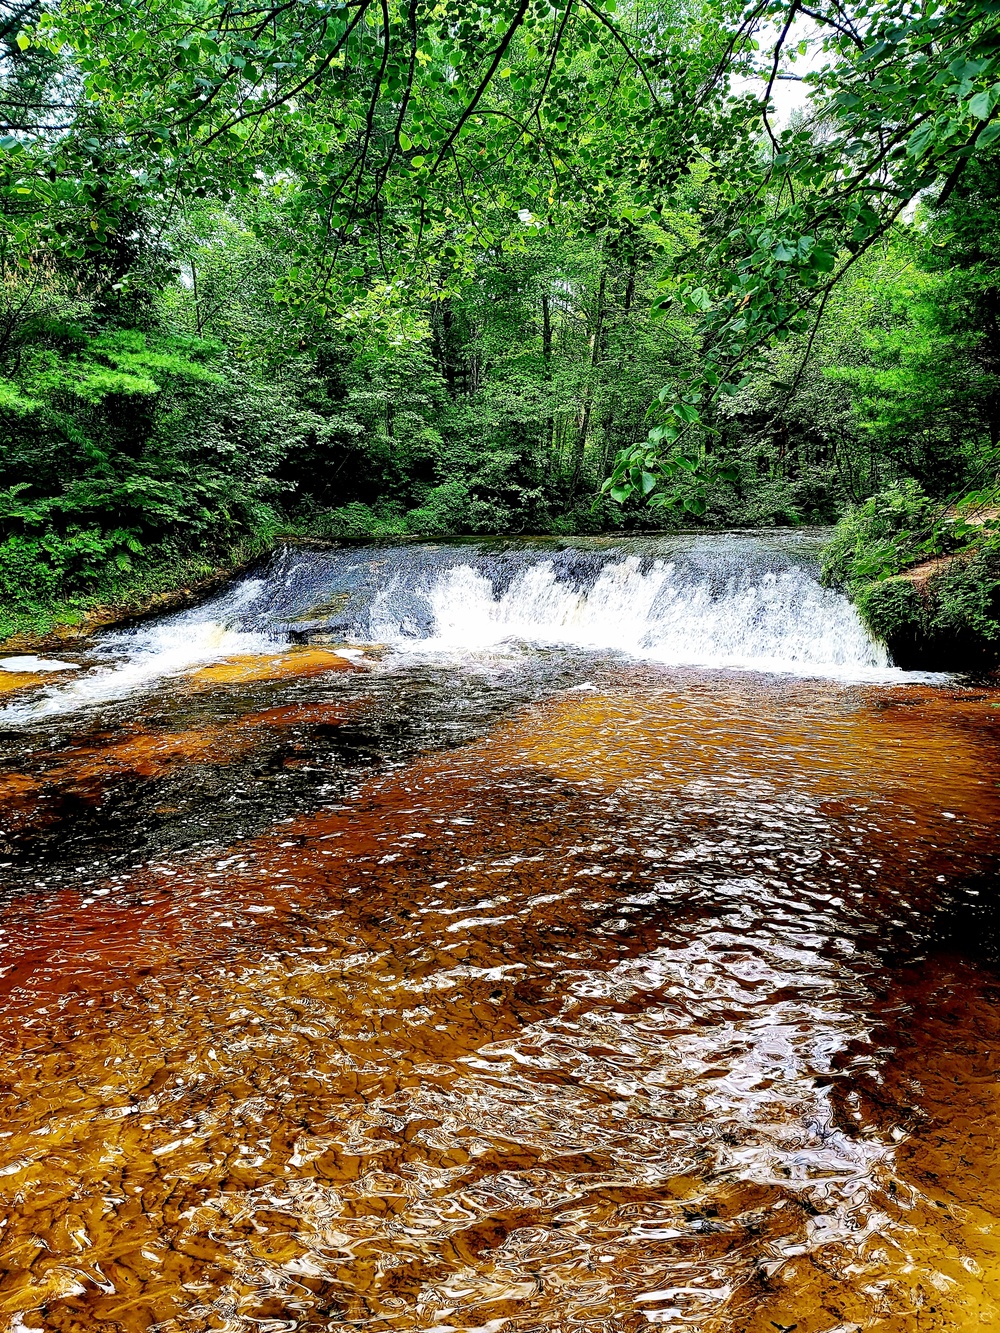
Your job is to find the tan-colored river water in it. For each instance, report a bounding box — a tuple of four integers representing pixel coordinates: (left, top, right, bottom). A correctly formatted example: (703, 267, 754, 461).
(0, 648, 998, 1333)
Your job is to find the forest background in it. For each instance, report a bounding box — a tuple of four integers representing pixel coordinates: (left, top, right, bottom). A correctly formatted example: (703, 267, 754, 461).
(1, 0, 999, 658)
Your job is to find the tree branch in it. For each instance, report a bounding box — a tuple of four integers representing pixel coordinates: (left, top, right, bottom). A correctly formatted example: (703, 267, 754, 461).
(431, 0, 531, 172)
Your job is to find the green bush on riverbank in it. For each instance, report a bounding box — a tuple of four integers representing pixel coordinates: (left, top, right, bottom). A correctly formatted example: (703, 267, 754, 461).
(0, 534, 283, 645)
(822, 481, 1000, 670)
(0, 321, 295, 637)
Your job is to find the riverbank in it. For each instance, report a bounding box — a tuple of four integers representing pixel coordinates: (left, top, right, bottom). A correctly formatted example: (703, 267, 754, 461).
(821, 483, 1000, 672)
(0, 541, 274, 654)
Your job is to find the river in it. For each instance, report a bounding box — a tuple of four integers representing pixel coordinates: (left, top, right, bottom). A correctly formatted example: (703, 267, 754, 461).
(0, 531, 997, 1333)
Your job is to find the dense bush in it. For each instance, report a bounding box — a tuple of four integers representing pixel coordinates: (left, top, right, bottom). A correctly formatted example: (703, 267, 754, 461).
(0, 319, 296, 619)
(820, 480, 940, 588)
(850, 551, 1000, 671)
(823, 481, 1000, 669)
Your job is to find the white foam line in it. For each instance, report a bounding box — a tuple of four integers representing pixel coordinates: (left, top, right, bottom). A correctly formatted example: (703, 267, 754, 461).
(0, 622, 279, 724)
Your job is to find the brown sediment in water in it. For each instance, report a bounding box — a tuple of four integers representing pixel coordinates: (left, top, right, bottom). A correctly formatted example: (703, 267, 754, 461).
(0, 671, 45, 694)
(0, 672, 998, 1330)
(0, 699, 360, 839)
(515, 678, 996, 799)
(0, 772, 44, 831)
(185, 648, 356, 688)
(0, 667, 80, 695)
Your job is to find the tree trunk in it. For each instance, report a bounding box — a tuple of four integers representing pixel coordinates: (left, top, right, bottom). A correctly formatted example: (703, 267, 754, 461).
(599, 258, 637, 473)
(191, 260, 204, 334)
(569, 269, 607, 501)
(542, 292, 555, 481)
(432, 300, 459, 397)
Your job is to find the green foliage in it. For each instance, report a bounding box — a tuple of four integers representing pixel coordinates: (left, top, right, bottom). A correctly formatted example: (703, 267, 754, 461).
(821, 481, 939, 589)
(823, 479, 1000, 668)
(603, 1, 1000, 508)
(310, 503, 408, 541)
(0, 309, 296, 610)
(849, 550, 1000, 671)
(1, 0, 1000, 656)
(934, 551, 1000, 645)
(852, 576, 926, 650)
(0, 535, 273, 643)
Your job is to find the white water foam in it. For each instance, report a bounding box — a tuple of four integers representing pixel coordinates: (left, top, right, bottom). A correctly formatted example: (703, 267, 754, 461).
(370, 556, 896, 678)
(0, 545, 934, 724)
(0, 581, 279, 724)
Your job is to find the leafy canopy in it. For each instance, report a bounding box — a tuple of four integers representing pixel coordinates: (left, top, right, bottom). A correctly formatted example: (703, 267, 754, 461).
(2, 0, 1000, 520)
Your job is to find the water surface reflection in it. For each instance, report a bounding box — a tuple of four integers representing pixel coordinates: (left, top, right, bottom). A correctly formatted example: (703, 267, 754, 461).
(0, 663, 997, 1332)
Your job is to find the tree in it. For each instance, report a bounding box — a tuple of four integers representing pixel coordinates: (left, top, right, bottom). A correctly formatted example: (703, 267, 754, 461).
(605, 0, 1000, 512)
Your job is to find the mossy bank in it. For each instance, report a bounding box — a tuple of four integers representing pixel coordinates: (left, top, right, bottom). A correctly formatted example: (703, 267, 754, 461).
(0, 537, 277, 652)
(823, 482, 1000, 673)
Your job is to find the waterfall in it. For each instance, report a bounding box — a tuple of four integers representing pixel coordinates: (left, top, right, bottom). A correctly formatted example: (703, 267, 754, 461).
(0, 533, 909, 721)
(368, 554, 885, 671)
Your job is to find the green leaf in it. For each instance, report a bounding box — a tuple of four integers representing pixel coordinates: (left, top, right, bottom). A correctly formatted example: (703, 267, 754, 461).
(907, 121, 936, 158)
(686, 286, 712, 311)
(640, 471, 657, 495)
(969, 89, 996, 119)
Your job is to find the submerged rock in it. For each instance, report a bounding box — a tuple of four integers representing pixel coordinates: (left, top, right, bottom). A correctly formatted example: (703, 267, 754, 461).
(184, 647, 355, 689)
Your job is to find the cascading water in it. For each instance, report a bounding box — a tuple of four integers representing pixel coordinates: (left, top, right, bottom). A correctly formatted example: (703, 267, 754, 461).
(0, 531, 901, 722)
(368, 553, 883, 669)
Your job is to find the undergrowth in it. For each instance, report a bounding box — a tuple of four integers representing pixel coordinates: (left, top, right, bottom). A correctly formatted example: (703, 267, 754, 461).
(0, 531, 279, 644)
(822, 480, 1000, 668)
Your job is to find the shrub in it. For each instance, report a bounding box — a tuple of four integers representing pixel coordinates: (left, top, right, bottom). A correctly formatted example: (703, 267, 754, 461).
(852, 577, 927, 663)
(311, 503, 408, 540)
(821, 479, 938, 589)
(405, 481, 471, 536)
(932, 550, 1000, 646)
(822, 481, 1000, 668)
